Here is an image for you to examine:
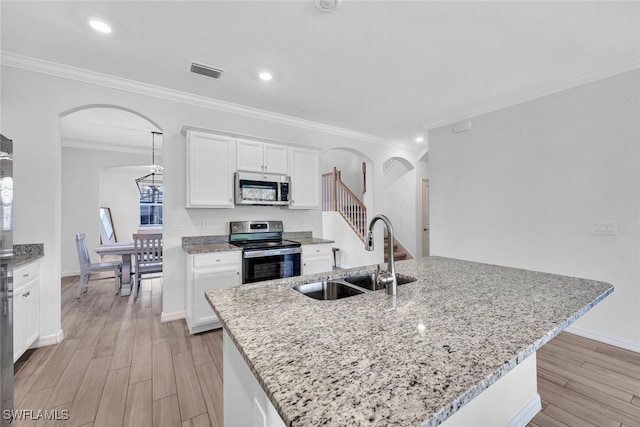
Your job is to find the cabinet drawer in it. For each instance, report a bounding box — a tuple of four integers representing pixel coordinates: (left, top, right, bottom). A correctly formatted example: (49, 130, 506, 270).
(14, 261, 39, 287)
(302, 244, 332, 257)
(192, 251, 241, 268)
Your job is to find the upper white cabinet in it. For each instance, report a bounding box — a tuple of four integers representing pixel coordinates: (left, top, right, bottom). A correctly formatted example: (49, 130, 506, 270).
(237, 139, 288, 175)
(186, 131, 236, 208)
(289, 147, 320, 209)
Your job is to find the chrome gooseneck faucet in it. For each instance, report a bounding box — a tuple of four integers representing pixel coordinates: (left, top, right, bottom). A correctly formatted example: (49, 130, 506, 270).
(365, 214, 398, 295)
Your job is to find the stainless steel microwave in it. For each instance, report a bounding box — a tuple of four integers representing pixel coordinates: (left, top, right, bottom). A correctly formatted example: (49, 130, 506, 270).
(234, 171, 290, 206)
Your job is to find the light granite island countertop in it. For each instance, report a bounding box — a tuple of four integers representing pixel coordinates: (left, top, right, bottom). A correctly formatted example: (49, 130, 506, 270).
(205, 256, 613, 427)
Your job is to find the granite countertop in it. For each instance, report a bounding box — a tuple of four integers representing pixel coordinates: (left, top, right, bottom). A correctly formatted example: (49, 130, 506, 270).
(14, 243, 44, 268)
(182, 242, 241, 254)
(205, 256, 613, 427)
(181, 232, 334, 254)
(293, 237, 335, 245)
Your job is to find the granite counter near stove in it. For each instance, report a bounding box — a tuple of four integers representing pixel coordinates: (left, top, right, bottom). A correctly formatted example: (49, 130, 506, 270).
(181, 232, 333, 254)
(14, 243, 44, 268)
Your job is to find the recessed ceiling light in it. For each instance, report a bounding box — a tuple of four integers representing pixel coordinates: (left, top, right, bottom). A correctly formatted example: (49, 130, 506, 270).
(315, 0, 342, 12)
(415, 137, 424, 143)
(89, 19, 112, 34)
(259, 72, 273, 81)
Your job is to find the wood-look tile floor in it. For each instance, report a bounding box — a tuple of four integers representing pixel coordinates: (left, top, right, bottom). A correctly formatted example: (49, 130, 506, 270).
(13, 274, 639, 427)
(13, 275, 223, 427)
(528, 332, 640, 427)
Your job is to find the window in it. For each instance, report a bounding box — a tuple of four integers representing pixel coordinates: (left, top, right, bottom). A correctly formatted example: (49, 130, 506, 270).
(139, 184, 163, 226)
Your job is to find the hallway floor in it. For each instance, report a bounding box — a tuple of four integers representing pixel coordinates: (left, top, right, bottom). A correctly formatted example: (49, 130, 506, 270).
(13, 275, 223, 427)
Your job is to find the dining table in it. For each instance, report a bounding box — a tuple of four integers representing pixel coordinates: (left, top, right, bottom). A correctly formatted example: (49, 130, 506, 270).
(94, 241, 135, 296)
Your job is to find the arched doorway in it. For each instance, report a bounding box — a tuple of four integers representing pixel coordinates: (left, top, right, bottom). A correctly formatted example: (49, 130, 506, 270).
(381, 156, 416, 259)
(60, 106, 162, 278)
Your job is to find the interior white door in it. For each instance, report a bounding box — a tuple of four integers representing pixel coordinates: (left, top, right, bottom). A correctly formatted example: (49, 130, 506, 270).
(421, 178, 430, 257)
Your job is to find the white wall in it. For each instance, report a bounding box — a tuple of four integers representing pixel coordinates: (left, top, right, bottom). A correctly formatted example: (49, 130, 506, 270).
(382, 159, 417, 257)
(428, 70, 640, 350)
(322, 211, 381, 268)
(61, 147, 150, 275)
(100, 165, 152, 243)
(1, 64, 418, 333)
(320, 149, 366, 197)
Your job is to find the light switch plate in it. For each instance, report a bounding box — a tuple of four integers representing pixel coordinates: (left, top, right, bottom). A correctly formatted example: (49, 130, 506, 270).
(590, 220, 618, 236)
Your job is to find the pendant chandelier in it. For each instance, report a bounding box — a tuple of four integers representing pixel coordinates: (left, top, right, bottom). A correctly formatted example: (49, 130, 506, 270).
(136, 131, 163, 201)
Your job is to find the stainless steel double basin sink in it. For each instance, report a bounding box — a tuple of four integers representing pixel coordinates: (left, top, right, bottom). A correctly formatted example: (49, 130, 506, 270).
(293, 272, 416, 300)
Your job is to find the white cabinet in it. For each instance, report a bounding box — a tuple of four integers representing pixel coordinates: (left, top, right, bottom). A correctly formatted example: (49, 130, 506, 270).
(237, 139, 288, 175)
(186, 251, 241, 334)
(289, 147, 320, 209)
(13, 260, 40, 362)
(186, 131, 236, 208)
(302, 244, 333, 275)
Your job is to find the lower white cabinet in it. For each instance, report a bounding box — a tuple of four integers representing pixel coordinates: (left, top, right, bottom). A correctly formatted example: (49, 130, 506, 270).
(301, 244, 333, 275)
(13, 260, 40, 362)
(186, 251, 241, 334)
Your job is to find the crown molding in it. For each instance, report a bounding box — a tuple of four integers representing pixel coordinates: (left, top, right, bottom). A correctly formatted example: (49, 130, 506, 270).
(0, 51, 412, 149)
(423, 54, 640, 130)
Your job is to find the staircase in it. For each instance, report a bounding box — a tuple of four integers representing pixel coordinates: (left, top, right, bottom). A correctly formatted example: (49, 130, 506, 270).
(322, 166, 411, 262)
(384, 231, 409, 262)
(322, 167, 366, 241)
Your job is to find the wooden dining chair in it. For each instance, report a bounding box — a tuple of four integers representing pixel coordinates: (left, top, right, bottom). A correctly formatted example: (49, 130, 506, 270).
(132, 233, 163, 297)
(75, 233, 122, 298)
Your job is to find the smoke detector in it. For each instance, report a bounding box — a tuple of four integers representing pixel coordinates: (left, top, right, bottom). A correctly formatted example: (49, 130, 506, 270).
(190, 62, 224, 79)
(315, 0, 341, 12)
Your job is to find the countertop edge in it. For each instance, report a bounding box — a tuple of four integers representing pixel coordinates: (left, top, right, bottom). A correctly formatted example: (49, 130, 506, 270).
(420, 285, 614, 427)
(14, 253, 44, 269)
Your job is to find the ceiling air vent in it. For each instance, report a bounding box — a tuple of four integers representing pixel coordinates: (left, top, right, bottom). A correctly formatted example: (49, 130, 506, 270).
(191, 62, 224, 79)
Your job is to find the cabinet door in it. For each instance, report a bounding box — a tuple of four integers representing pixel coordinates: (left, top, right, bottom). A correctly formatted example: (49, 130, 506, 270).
(289, 147, 320, 209)
(187, 131, 235, 207)
(236, 138, 264, 172)
(22, 279, 39, 349)
(193, 265, 240, 327)
(302, 256, 332, 275)
(13, 285, 24, 362)
(302, 245, 333, 275)
(263, 143, 288, 175)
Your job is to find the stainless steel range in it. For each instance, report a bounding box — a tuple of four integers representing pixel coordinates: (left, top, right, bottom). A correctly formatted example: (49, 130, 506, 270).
(230, 221, 301, 284)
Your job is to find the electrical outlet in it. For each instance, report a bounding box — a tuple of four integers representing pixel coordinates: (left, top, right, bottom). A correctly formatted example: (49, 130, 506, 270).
(174, 219, 182, 231)
(203, 219, 210, 229)
(590, 220, 618, 236)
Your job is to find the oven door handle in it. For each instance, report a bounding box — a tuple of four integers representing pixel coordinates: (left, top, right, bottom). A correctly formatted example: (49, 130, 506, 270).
(243, 247, 302, 258)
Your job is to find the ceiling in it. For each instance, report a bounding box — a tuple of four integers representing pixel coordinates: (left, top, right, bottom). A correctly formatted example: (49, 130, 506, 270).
(2, 1, 639, 148)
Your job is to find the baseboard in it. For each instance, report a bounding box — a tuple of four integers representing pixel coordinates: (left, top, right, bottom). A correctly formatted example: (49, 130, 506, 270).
(33, 329, 65, 348)
(506, 394, 542, 427)
(188, 321, 222, 334)
(566, 325, 640, 353)
(161, 310, 186, 323)
(62, 270, 79, 278)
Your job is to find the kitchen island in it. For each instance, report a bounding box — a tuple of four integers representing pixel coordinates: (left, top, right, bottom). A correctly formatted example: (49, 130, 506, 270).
(205, 256, 613, 426)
